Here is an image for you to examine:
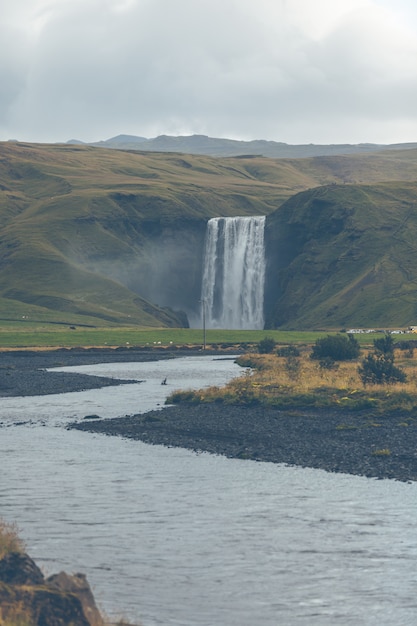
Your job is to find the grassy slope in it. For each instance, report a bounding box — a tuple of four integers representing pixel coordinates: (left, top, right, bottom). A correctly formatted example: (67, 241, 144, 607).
(265, 181, 417, 329)
(0, 143, 305, 326)
(1, 142, 417, 327)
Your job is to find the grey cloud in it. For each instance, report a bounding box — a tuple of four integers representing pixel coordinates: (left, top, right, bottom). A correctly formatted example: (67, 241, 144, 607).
(2, 0, 417, 143)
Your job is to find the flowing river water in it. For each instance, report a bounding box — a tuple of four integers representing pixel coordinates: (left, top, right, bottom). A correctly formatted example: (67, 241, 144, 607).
(1, 355, 416, 626)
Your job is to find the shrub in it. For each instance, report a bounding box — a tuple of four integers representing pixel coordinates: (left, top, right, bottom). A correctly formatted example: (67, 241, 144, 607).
(398, 339, 417, 351)
(277, 345, 300, 357)
(358, 352, 407, 385)
(284, 355, 301, 380)
(257, 336, 276, 354)
(373, 334, 395, 355)
(0, 519, 24, 559)
(311, 334, 360, 361)
(235, 354, 266, 369)
(166, 389, 197, 403)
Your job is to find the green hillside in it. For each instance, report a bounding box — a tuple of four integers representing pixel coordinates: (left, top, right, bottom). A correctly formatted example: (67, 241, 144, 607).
(265, 182, 417, 329)
(0, 142, 288, 326)
(1, 141, 417, 328)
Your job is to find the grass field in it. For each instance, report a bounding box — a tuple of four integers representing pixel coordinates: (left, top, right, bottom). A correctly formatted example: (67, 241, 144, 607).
(0, 323, 407, 349)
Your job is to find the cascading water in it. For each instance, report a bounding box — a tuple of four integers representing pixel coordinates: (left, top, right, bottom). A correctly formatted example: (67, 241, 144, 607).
(201, 216, 266, 329)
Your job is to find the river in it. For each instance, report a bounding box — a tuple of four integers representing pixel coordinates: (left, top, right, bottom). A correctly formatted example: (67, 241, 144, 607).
(1, 355, 416, 626)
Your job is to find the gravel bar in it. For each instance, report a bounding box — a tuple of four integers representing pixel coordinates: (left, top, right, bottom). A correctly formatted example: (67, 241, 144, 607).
(71, 403, 417, 482)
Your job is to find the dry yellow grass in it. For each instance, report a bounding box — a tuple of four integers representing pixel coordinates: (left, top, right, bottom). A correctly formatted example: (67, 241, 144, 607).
(238, 349, 417, 391)
(0, 603, 32, 626)
(169, 347, 417, 412)
(0, 520, 24, 560)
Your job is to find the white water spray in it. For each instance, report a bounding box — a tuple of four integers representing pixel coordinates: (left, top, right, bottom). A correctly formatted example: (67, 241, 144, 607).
(201, 216, 266, 329)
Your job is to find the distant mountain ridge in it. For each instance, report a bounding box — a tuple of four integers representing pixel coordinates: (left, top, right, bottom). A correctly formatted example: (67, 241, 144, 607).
(68, 133, 417, 159)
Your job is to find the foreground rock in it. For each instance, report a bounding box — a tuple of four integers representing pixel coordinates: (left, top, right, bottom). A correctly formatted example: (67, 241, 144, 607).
(0, 551, 103, 626)
(71, 403, 417, 482)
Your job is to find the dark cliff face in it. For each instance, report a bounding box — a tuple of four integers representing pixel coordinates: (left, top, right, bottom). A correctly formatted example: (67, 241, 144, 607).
(263, 188, 350, 327)
(87, 216, 207, 326)
(134, 218, 206, 320)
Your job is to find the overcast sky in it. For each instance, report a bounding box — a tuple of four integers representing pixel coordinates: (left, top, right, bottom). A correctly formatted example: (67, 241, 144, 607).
(2, 0, 417, 145)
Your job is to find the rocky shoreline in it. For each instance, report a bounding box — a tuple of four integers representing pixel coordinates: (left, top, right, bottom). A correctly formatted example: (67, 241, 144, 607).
(71, 403, 417, 483)
(2, 347, 417, 482)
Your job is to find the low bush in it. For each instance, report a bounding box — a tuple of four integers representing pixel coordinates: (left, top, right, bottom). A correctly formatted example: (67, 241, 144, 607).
(167, 389, 199, 404)
(277, 345, 301, 357)
(311, 334, 360, 361)
(358, 353, 407, 385)
(0, 520, 24, 559)
(235, 354, 272, 370)
(373, 334, 395, 355)
(257, 336, 276, 354)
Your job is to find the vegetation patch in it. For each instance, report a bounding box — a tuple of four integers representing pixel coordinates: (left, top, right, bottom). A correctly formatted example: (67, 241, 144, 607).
(166, 337, 417, 416)
(0, 521, 24, 560)
(372, 448, 392, 456)
(310, 334, 360, 361)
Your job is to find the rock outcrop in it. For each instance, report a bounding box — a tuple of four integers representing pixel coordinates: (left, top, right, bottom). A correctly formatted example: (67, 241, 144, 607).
(0, 551, 104, 626)
(46, 572, 103, 626)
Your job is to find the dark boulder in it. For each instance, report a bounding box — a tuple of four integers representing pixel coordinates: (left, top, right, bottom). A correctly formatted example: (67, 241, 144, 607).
(0, 551, 44, 585)
(0, 582, 90, 626)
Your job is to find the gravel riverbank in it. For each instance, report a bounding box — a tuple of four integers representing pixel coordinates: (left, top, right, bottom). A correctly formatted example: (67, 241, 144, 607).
(71, 403, 417, 483)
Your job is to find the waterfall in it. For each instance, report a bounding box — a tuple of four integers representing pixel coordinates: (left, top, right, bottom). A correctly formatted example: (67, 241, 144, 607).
(201, 216, 266, 330)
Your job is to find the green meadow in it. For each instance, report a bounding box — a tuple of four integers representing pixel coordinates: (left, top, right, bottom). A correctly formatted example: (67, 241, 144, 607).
(0, 322, 399, 349)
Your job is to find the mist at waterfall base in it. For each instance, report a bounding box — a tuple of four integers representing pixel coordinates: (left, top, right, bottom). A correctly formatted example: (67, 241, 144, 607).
(199, 216, 266, 330)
